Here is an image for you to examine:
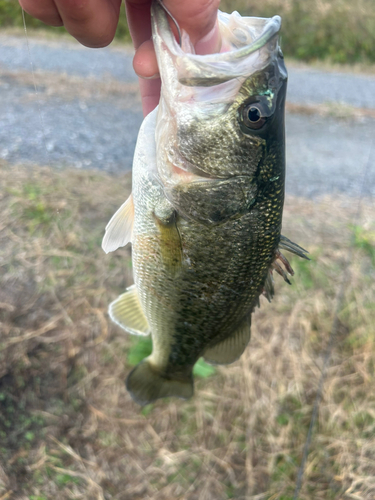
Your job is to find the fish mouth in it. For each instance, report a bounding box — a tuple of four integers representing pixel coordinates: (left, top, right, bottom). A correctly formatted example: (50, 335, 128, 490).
(151, 1, 282, 87)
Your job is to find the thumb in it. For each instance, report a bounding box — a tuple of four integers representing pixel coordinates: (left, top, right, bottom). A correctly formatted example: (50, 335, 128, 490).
(163, 0, 221, 54)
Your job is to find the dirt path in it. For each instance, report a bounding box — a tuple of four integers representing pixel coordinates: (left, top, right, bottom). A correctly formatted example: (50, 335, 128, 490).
(1, 34, 374, 197)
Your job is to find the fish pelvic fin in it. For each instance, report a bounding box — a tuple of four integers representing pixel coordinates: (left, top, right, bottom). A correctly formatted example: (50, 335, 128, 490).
(203, 316, 251, 365)
(126, 359, 194, 405)
(102, 193, 134, 254)
(109, 285, 150, 336)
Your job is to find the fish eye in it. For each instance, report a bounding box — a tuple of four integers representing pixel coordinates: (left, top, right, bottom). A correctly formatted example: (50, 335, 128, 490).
(242, 103, 267, 130)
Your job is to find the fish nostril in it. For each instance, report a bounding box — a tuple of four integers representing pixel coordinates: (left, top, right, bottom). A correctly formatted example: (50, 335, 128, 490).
(232, 27, 251, 44)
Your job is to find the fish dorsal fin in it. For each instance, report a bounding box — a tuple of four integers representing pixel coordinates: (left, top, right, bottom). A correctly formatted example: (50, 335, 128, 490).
(279, 235, 310, 260)
(109, 285, 150, 336)
(203, 316, 251, 365)
(102, 194, 134, 254)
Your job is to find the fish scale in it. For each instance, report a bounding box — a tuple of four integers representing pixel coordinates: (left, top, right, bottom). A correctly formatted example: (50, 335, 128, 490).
(102, 1, 309, 405)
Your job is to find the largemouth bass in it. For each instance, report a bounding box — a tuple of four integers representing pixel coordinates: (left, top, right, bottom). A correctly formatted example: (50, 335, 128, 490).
(103, 1, 308, 405)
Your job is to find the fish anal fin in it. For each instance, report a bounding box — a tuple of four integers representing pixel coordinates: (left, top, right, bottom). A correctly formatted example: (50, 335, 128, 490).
(102, 193, 134, 254)
(262, 270, 275, 302)
(126, 359, 194, 405)
(109, 285, 150, 336)
(203, 316, 251, 365)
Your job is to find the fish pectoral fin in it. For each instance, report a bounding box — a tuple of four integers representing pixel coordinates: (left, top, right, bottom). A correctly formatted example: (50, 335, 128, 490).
(279, 235, 310, 260)
(157, 223, 182, 276)
(203, 316, 251, 365)
(126, 359, 194, 406)
(102, 193, 134, 254)
(109, 285, 150, 336)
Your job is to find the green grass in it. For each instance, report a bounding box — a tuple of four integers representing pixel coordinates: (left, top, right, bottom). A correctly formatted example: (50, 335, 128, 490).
(221, 0, 375, 64)
(351, 224, 375, 264)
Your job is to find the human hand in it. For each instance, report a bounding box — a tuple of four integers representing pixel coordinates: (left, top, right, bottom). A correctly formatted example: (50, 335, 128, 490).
(19, 0, 220, 115)
(127, 0, 221, 115)
(18, 0, 123, 48)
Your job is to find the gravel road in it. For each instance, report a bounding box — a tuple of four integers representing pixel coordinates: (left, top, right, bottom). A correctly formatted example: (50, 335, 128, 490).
(1, 34, 374, 198)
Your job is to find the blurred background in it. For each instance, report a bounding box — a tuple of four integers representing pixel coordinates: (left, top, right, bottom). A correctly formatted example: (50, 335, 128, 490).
(0, 0, 374, 498)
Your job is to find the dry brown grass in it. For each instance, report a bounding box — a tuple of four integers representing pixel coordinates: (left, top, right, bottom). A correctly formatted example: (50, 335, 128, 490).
(0, 164, 374, 499)
(286, 102, 375, 121)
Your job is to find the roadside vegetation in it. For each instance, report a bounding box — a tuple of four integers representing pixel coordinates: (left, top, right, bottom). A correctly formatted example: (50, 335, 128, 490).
(0, 164, 374, 499)
(222, 0, 375, 64)
(1, 0, 375, 64)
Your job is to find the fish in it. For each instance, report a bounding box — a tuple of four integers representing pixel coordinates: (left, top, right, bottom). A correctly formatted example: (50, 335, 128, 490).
(102, 1, 309, 405)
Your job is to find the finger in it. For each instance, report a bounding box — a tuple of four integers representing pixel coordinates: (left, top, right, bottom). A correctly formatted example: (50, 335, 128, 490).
(127, 0, 220, 52)
(133, 39, 159, 78)
(19, 0, 63, 26)
(164, 0, 220, 48)
(125, 0, 153, 49)
(127, 0, 221, 116)
(125, 1, 158, 115)
(54, 0, 122, 48)
(194, 19, 221, 55)
(138, 77, 161, 116)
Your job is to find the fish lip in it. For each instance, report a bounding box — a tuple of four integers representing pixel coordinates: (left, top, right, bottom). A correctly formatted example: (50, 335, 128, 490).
(152, 2, 282, 86)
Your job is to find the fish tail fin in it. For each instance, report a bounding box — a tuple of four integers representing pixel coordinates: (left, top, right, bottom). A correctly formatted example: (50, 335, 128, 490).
(126, 359, 194, 405)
